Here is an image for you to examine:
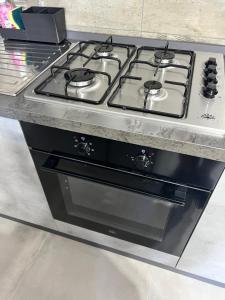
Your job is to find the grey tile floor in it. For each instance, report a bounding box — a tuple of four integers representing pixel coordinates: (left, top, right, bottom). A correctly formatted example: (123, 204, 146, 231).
(0, 217, 225, 300)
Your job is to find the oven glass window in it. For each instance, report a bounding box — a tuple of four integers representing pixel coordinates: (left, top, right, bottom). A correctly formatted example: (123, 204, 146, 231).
(60, 175, 175, 242)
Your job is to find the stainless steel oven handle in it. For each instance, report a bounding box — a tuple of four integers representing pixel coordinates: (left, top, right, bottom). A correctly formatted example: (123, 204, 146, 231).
(41, 155, 186, 207)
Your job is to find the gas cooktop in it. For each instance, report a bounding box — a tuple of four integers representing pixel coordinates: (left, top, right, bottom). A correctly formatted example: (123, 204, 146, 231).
(24, 36, 225, 131)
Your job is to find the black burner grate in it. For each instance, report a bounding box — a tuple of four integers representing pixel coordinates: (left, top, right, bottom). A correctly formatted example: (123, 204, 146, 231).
(34, 36, 136, 105)
(108, 42, 195, 118)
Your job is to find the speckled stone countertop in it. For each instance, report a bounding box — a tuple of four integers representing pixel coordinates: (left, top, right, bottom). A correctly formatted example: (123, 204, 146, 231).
(1, 35, 225, 162)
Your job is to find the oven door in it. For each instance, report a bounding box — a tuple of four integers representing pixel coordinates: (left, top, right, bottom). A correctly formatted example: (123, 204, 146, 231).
(31, 150, 210, 256)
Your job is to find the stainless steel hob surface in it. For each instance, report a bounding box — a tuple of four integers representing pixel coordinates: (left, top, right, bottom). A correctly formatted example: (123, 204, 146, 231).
(0, 38, 72, 96)
(24, 39, 225, 132)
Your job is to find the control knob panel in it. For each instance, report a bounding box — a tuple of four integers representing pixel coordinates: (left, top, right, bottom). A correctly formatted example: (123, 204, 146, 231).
(129, 149, 155, 169)
(73, 136, 94, 156)
(202, 57, 218, 99)
(134, 154, 152, 169)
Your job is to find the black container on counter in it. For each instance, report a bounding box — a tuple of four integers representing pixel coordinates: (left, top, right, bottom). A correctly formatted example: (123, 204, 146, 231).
(0, 6, 66, 44)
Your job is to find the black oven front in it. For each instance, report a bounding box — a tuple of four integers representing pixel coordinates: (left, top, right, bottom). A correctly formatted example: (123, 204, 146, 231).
(21, 122, 225, 257)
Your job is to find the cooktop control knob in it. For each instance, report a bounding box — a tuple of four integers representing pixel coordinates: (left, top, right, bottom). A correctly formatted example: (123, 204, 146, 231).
(204, 72, 218, 84)
(134, 154, 152, 169)
(205, 57, 217, 67)
(204, 64, 217, 75)
(203, 83, 218, 99)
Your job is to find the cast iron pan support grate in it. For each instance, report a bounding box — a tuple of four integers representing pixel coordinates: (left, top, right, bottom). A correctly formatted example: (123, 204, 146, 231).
(108, 45, 195, 118)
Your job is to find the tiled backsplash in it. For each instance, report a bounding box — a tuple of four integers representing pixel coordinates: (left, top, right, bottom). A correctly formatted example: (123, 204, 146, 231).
(25, 0, 225, 45)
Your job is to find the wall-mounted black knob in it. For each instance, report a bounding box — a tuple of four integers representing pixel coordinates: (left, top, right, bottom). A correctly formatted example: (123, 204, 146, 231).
(204, 73, 218, 85)
(204, 64, 217, 76)
(203, 83, 218, 99)
(205, 57, 217, 67)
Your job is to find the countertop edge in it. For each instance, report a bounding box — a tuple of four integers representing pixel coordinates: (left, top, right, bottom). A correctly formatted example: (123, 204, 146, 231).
(1, 105, 225, 162)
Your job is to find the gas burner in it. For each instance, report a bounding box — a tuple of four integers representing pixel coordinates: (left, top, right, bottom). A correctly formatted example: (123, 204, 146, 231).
(95, 44, 114, 57)
(154, 50, 175, 65)
(144, 80, 162, 96)
(64, 68, 95, 87)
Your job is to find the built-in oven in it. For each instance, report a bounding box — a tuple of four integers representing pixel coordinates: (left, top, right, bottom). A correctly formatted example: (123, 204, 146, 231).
(20, 122, 225, 257)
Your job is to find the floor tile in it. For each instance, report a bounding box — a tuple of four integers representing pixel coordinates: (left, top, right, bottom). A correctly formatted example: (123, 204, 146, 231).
(0, 217, 225, 300)
(146, 264, 225, 300)
(0, 218, 48, 300)
(11, 233, 150, 300)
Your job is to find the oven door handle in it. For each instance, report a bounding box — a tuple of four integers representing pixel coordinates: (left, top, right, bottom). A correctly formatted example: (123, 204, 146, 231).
(41, 155, 186, 207)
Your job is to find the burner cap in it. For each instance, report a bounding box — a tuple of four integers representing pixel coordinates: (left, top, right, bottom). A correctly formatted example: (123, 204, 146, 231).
(154, 50, 175, 64)
(95, 44, 113, 57)
(144, 80, 162, 96)
(64, 68, 95, 87)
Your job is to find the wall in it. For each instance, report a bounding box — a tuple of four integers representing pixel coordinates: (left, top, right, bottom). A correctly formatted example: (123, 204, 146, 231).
(24, 0, 225, 45)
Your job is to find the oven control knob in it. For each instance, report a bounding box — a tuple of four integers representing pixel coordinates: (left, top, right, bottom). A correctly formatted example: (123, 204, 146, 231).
(203, 83, 218, 99)
(204, 73, 218, 84)
(204, 64, 217, 75)
(134, 154, 151, 169)
(205, 57, 217, 67)
(77, 142, 91, 155)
